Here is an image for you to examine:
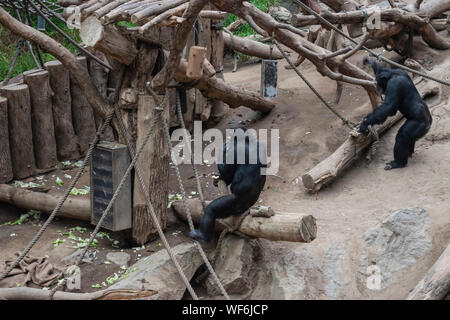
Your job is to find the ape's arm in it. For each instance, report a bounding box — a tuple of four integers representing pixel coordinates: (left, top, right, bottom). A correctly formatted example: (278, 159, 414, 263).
(359, 77, 402, 132)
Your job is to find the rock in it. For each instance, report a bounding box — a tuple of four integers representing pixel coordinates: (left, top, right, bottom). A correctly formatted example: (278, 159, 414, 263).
(269, 6, 292, 24)
(426, 104, 450, 142)
(109, 242, 203, 300)
(205, 235, 258, 296)
(269, 246, 324, 299)
(322, 242, 350, 299)
(106, 251, 131, 267)
(358, 207, 432, 292)
(61, 249, 97, 265)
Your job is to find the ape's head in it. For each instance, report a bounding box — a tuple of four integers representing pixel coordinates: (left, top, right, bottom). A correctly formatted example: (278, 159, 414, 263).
(363, 57, 392, 95)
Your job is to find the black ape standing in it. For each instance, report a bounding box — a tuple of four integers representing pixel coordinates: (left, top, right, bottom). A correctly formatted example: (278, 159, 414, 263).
(359, 58, 432, 170)
(189, 129, 266, 243)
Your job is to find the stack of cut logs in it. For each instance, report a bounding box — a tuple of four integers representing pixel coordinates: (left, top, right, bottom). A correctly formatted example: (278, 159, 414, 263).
(0, 56, 114, 184)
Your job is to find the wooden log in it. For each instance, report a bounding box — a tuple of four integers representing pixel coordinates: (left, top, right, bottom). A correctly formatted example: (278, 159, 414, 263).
(186, 46, 207, 80)
(80, 16, 138, 65)
(199, 10, 228, 20)
(407, 244, 450, 300)
(209, 7, 225, 123)
(176, 59, 275, 113)
(131, 0, 188, 23)
(0, 97, 13, 183)
(0, 184, 89, 221)
(132, 94, 170, 245)
(0, 84, 36, 179)
(223, 32, 283, 60)
(44, 60, 80, 161)
(172, 198, 317, 243)
(70, 57, 97, 155)
(0, 287, 156, 300)
(200, 101, 212, 122)
(301, 80, 440, 192)
(23, 69, 58, 169)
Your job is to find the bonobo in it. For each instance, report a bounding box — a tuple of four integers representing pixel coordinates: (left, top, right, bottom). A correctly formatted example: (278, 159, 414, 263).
(358, 57, 432, 170)
(189, 129, 267, 243)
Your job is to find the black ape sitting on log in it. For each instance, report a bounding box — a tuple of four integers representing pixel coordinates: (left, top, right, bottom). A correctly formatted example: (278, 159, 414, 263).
(189, 129, 266, 243)
(358, 57, 432, 170)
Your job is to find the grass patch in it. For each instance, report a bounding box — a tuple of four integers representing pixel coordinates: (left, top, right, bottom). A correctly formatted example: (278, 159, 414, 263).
(223, 0, 280, 38)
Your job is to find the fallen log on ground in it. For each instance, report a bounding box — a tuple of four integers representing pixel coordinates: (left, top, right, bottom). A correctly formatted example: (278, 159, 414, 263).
(0, 184, 90, 221)
(0, 287, 156, 300)
(301, 79, 440, 192)
(222, 32, 283, 60)
(407, 244, 450, 300)
(171, 199, 317, 243)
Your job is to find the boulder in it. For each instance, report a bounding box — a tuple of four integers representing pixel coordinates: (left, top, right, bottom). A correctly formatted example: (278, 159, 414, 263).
(269, 6, 292, 24)
(106, 251, 131, 267)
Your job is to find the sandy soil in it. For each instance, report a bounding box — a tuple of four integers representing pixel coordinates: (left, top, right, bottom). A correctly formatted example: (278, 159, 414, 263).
(0, 33, 449, 298)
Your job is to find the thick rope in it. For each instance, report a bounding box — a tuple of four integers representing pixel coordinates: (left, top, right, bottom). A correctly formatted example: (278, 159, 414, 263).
(0, 111, 114, 283)
(273, 39, 356, 129)
(146, 86, 230, 300)
(292, 0, 450, 87)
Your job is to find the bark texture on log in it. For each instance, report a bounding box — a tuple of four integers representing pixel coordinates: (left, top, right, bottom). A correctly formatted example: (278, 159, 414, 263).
(210, 5, 225, 123)
(0, 184, 90, 221)
(132, 95, 170, 245)
(172, 199, 317, 243)
(223, 32, 283, 60)
(23, 69, 58, 169)
(44, 60, 80, 161)
(0, 84, 36, 179)
(0, 97, 13, 183)
(70, 57, 98, 155)
(407, 244, 450, 300)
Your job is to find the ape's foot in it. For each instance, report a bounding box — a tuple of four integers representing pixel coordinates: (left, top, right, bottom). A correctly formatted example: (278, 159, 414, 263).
(189, 230, 210, 243)
(384, 160, 406, 170)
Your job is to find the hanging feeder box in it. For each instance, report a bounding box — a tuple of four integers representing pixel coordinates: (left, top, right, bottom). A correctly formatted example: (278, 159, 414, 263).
(260, 59, 278, 98)
(186, 46, 207, 80)
(37, 15, 46, 31)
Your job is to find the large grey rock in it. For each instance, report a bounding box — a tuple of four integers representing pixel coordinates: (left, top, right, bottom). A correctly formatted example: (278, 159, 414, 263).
(269, 246, 324, 299)
(358, 207, 432, 292)
(205, 235, 258, 296)
(106, 251, 131, 267)
(269, 6, 292, 24)
(109, 243, 203, 300)
(322, 242, 352, 299)
(61, 249, 97, 265)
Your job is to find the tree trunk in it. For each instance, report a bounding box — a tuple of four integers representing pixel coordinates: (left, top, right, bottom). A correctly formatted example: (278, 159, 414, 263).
(132, 95, 169, 245)
(0, 97, 13, 183)
(0, 287, 156, 300)
(302, 79, 440, 192)
(70, 57, 98, 156)
(407, 244, 450, 300)
(223, 32, 283, 60)
(44, 60, 80, 161)
(23, 69, 58, 169)
(0, 184, 90, 221)
(171, 199, 317, 243)
(80, 16, 138, 65)
(0, 84, 36, 179)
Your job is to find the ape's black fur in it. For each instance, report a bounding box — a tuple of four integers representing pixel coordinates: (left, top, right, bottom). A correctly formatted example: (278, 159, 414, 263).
(189, 129, 266, 242)
(359, 58, 432, 170)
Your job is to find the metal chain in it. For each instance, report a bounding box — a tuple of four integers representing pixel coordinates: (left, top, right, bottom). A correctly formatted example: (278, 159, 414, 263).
(50, 98, 167, 299)
(111, 95, 199, 300)
(146, 86, 230, 300)
(0, 111, 115, 283)
(292, 0, 450, 87)
(273, 39, 356, 129)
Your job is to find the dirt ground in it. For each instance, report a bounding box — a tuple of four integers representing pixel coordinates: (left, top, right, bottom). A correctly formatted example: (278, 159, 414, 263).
(0, 32, 449, 298)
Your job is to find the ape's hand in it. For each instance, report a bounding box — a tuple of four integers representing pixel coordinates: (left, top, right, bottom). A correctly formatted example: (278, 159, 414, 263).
(212, 174, 220, 187)
(357, 119, 369, 135)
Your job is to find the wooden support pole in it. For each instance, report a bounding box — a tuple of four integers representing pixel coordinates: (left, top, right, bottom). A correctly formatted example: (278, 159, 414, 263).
(0, 97, 13, 183)
(171, 199, 317, 243)
(0, 84, 36, 179)
(23, 69, 58, 169)
(70, 57, 97, 155)
(44, 60, 80, 161)
(222, 32, 283, 60)
(408, 244, 450, 300)
(132, 94, 170, 245)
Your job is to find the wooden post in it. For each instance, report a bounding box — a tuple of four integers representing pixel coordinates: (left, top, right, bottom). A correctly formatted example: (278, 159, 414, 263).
(132, 94, 170, 245)
(70, 57, 97, 155)
(182, 30, 196, 132)
(23, 69, 58, 169)
(210, 6, 225, 123)
(0, 84, 36, 179)
(0, 97, 13, 183)
(44, 60, 80, 161)
(186, 46, 207, 80)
